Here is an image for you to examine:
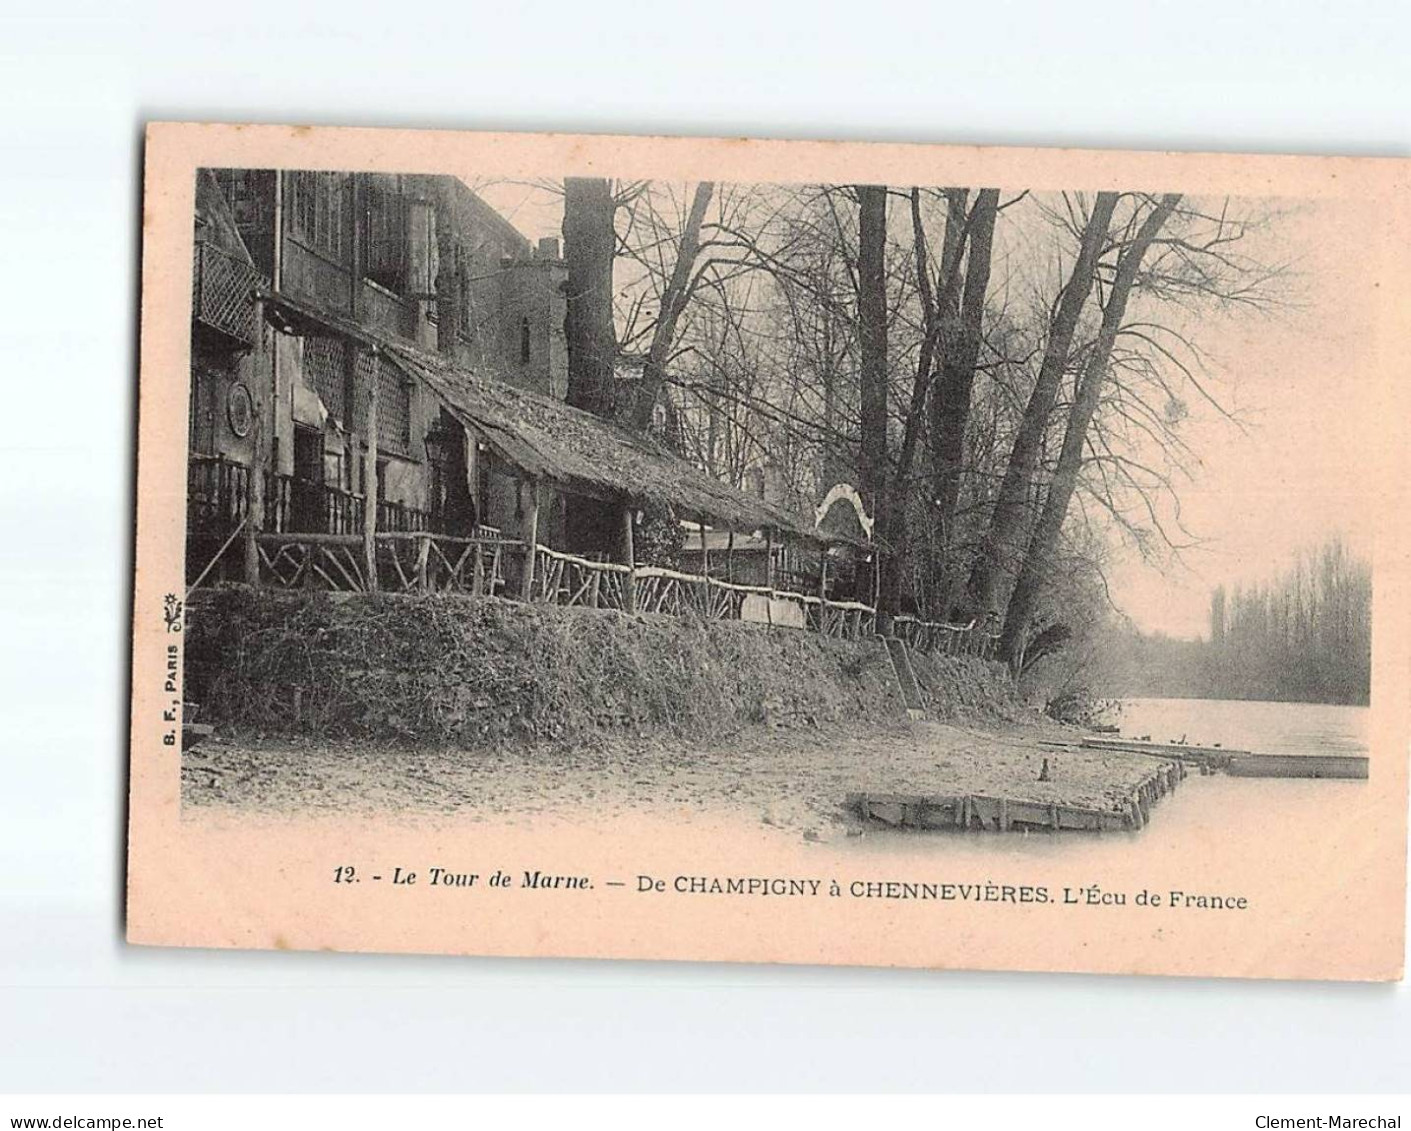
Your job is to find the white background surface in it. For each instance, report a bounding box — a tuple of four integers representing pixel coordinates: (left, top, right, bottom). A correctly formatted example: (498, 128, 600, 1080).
(1, 0, 1408, 1093)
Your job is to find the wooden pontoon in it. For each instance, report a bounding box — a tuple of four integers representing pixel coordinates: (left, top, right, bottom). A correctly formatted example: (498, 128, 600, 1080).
(848, 759, 1186, 834)
(1078, 736, 1368, 779)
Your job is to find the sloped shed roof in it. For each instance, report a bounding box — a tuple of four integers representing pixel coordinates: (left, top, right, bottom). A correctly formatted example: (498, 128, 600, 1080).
(387, 343, 828, 541)
(260, 288, 834, 542)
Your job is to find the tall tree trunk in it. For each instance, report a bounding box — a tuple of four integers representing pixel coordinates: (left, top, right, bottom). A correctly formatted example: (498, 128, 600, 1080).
(630, 181, 715, 433)
(875, 189, 942, 620)
(961, 191, 1119, 622)
(563, 177, 619, 419)
(856, 184, 891, 614)
(1000, 193, 1181, 663)
(931, 188, 1000, 613)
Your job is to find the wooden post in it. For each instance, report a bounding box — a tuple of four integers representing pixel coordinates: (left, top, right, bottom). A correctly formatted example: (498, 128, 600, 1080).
(520, 478, 540, 601)
(698, 515, 710, 613)
(415, 533, 431, 591)
(726, 528, 735, 583)
(362, 349, 380, 592)
(243, 298, 267, 587)
(764, 526, 775, 590)
(621, 504, 637, 613)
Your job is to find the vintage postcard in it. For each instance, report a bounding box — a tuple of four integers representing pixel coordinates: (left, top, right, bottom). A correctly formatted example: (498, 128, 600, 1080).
(128, 122, 1410, 980)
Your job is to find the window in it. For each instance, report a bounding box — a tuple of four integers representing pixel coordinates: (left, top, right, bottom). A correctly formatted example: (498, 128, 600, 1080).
(350, 349, 411, 456)
(456, 247, 473, 339)
(188, 368, 215, 455)
(364, 176, 407, 293)
(211, 169, 269, 236)
(286, 172, 348, 262)
(520, 316, 531, 364)
(377, 364, 412, 456)
(303, 336, 347, 424)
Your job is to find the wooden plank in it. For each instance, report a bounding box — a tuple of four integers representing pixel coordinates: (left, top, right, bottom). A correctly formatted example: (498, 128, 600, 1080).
(1082, 737, 1249, 759)
(520, 479, 540, 601)
(1226, 753, 1368, 780)
(621, 504, 637, 613)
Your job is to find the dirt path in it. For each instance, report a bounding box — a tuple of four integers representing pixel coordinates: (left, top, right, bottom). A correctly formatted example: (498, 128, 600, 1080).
(182, 716, 1166, 841)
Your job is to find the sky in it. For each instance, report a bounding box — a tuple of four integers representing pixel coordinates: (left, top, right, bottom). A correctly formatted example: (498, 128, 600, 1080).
(1100, 197, 1378, 638)
(476, 182, 1379, 641)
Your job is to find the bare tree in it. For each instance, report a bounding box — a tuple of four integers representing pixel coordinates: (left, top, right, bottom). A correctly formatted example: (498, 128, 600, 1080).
(626, 182, 716, 433)
(563, 177, 619, 419)
(962, 191, 1119, 621)
(931, 188, 1000, 609)
(1000, 193, 1182, 663)
(856, 184, 889, 609)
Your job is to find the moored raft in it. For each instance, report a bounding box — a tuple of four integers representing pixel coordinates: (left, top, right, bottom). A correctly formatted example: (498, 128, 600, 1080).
(1078, 737, 1368, 779)
(1225, 752, 1368, 779)
(848, 758, 1186, 834)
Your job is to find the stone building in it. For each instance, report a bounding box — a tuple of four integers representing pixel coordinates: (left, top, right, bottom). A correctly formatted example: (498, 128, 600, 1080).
(186, 166, 835, 603)
(188, 168, 569, 564)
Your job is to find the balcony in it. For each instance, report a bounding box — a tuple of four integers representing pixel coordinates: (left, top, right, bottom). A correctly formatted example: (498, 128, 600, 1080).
(188, 456, 430, 538)
(192, 240, 264, 348)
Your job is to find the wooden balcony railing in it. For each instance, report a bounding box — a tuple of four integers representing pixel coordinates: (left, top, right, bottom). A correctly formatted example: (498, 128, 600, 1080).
(188, 464, 989, 653)
(378, 498, 429, 533)
(188, 455, 429, 541)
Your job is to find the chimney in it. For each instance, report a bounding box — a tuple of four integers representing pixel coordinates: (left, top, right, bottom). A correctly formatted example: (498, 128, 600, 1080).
(537, 236, 561, 261)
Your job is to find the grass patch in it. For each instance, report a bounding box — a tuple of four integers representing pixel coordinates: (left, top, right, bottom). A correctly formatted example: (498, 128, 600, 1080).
(186, 586, 910, 746)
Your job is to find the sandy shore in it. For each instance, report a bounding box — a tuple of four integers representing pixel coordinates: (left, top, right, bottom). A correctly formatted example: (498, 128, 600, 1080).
(182, 715, 1169, 841)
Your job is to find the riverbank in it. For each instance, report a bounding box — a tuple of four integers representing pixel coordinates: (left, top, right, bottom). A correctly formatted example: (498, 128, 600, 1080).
(182, 715, 1176, 841)
(184, 587, 1020, 744)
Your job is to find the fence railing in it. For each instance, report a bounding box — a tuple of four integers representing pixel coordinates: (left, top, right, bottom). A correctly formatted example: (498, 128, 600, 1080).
(231, 528, 517, 595)
(189, 456, 429, 538)
(192, 517, 989, 655)
(532, 545, 632, 611)
(892, 613, 1000, 659)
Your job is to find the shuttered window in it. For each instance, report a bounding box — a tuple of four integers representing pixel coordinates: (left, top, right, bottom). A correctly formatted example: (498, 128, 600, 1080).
(351, 350, 411, 457)
(303, 336, 347, 424)
(287, 172, 349, 262)
(378, 364, 412, 456)
(364, 177, 407, 293)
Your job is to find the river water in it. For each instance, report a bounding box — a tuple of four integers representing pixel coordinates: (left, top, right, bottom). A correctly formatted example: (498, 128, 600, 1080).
(1114, 696, 1370, 758)
(856, 696, 1375, 867)
(833, 695, 1385, 977)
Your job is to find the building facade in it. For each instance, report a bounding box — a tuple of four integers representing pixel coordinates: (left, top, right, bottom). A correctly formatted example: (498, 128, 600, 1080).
(188, 168, 572, 580)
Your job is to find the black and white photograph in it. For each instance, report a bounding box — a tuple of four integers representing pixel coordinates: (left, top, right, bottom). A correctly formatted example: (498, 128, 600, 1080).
(119, 126, 1406, 982)
(181, 162, 1370, 827)
(5, 0, 1411, 1115)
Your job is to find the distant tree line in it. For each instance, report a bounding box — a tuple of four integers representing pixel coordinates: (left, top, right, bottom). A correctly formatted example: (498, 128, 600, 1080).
(1206, 537, 1371, 704)
(1094, 538, 1371, 706)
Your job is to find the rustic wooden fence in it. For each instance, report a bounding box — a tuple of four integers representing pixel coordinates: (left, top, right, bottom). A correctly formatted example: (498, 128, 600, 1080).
(891, 613, 999, 659)
(194, 530, 993, 654)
